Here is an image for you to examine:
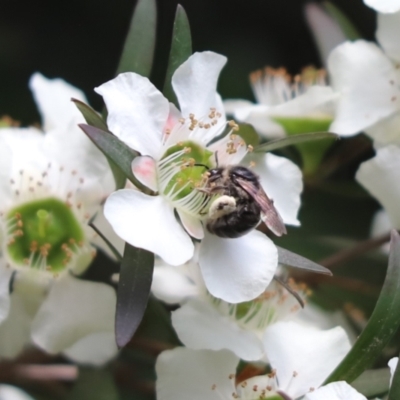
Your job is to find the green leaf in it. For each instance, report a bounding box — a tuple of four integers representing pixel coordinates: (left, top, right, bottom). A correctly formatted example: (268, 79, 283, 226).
(277, 246, 332, 276)
(116, 243, 154, 347)
(73, 101, 127, 189)
(78, 124, 150, 192)
(116, 0, 157, 76)
(66, 368, 118, 400)
(325, 230, 400, 384)
(352, 368, 390, 398)
(72, 98, 108, 131)
(255, 132, 338, 153)
(323, 2, 362, 41)
(163, 4, 192, 105)
(389, 355, 400, 399)
(237, 123, 260, 148)
(89, 221, 122, 261)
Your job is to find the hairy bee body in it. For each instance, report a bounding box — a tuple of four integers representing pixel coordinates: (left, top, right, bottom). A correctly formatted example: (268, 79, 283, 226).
(204, 165, 286, 238)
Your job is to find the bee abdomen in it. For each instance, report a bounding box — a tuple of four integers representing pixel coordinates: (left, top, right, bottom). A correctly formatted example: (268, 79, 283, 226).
(206, 202, 261, 238)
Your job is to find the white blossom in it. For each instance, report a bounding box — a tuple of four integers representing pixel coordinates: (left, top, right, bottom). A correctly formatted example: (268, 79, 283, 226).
(0, 73, 118, 365)
(156, 321, 351, 400)
(97, 51, 303, 303)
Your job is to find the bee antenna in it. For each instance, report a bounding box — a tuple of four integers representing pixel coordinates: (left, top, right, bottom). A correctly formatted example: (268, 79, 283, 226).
(214, 151, 219, 167)
(193, 163, 210, 170)
(273, 275, 304, 308)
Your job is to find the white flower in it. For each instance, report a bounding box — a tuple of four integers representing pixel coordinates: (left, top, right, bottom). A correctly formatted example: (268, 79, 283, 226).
(0, 73, 118, 365)
(356, 145, 400, 231)
(304, 357, 399, 400)
(0, 385, 35, 400)
(97, 51, 303, 303)
(328, 12, 400, 146)
(156, 321, 351, 400)
(364, 0, 400, 13)
(303, 381, 367, 400)
(224, 66, 337, 139)
(152, 252, 306, 361)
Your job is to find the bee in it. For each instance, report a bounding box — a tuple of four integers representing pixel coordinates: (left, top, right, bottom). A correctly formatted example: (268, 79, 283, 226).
(200, 165, 287, 238)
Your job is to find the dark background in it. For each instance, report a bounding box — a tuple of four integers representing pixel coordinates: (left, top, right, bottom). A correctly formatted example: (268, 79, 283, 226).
(0, 0, 375, 124)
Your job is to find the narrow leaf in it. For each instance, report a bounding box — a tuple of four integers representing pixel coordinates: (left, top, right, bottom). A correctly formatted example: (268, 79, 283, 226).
(116, 243, 154, 347)
(325, 230, 400, 384)
(254, 132, 338, 153)
(89, 221, 122, 261)
(389, 356, 400, 399)
(163, 5, 192, 105)
(74, 102, 127, 189)
(323, 2, 362, 40)
(67, 369, 118, 400)
(352, 368, 390, 398)
(116, 0, 157, 76)
(72, 98, 108, 131)
(277, 246, 332, 275)
(79, 124, 149, 192)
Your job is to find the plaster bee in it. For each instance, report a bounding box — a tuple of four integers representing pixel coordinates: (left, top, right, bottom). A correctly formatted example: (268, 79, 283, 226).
(200, 165, 287, 238)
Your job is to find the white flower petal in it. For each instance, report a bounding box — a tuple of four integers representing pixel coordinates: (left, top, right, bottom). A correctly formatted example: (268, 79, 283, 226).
(270, 86, 337, 118)
(377, 12, 400, 63)
(304, 381, 367, 400)
(0, 266, 12, 323)
(0, 385, 36, 400)
(389, 357, 399, 386)
(104, 189, 194, 265)
(177, 210, 204, 239)
(156, 348, 238, 400)
(250, 153, 303, 226)
(263, 321, 351, 399)
(364, 0, 400, 13)
(95, 73, 169, 157)
(0, 292, 32, 359)
(199, 230, 278, 303)
(172, 51, 227, 119)
(31, 275, 116, 354)
(131, 156, 158, 192)
(208, 132, 248, 166)
(364, 111, 400, 147)
(152, 264, 200, 304)
(90, 208, 125, 260)
(172, 299, 264, 361)
(223, 99, 254, 115)
(29, 73, 87, 132)
(63, 332, 118, 366)
(329, 40, 400, 135)
(235, 105, 286, 139)
(356, 145, 400, 228)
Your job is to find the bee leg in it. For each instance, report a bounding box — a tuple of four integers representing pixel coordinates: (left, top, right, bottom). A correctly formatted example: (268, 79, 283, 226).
(197, 185, 227, 195)
(273, 275, 304, 308)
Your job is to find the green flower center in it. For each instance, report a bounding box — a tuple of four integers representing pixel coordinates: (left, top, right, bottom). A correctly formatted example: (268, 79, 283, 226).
(6, 197, 85, 273)
(160, 140, 213, 200)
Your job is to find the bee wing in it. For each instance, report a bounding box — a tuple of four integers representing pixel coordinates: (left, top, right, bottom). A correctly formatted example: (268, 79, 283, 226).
(235, 178, 287, 236)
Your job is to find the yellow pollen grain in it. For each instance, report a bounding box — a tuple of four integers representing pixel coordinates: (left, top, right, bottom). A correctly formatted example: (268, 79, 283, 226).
(293, 371, 298, 377)
(253, 385, 258, 392)
(211, 384, 216, 390)
(229, 374, 235, 380)
(179, 118, 185, 124)
(248, 145, 254, 152)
